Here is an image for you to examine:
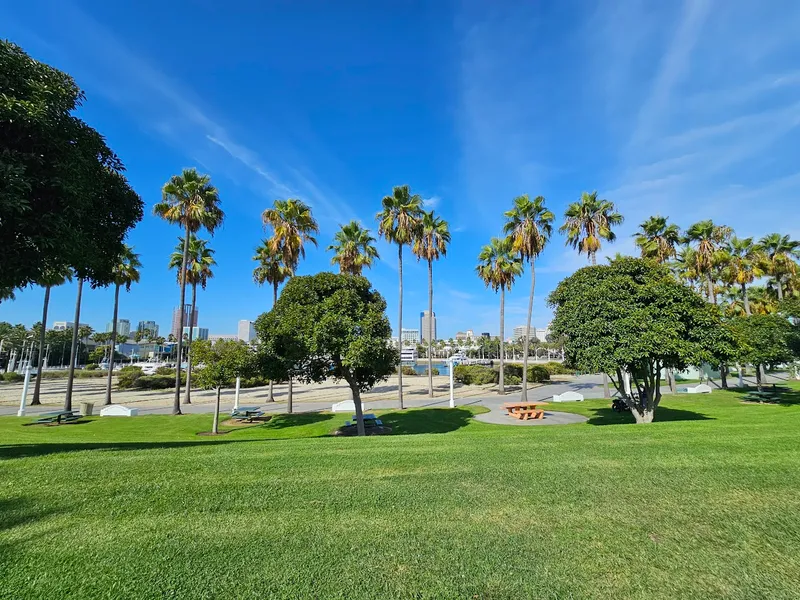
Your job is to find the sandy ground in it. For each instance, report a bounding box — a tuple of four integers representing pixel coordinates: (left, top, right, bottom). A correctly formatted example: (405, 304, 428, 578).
(0, 374, 497, 411)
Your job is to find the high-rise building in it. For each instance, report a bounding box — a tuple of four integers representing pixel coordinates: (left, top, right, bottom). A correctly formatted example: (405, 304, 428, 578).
(182, 326, 209, 341)
(238, 320, 256, 343)
(137, 320, 159, 338)
(106, 319, 131, 336)
(419, 311, 436, 343)
(401, 328, 420, 345)
(52, 321, 91, 331)
(208, 334, 237, 342)
(513, 325, 550, 342)
(171, 304, 198, 338)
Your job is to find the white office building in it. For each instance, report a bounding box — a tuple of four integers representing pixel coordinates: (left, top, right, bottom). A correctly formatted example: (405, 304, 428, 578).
(106, 319, 131, 336)
(401, 328, 420, 346)
(183, 326, 209, 341)
(513, 324, 551, 342)
(238, 320, 256, 343)
(419, 311, 436, 343)
(400, 346, 418, 363)
(208, 334, 237, 342)
(52, 321, 91, 331)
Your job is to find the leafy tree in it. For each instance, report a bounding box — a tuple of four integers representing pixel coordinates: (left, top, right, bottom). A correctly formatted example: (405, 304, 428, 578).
(153, 168, 224, 415)
(412, 210, 450, 398)
(548, 258, 737, 423)
(31, 266, 72, 405)
(192, 339, 255, 434)
(0, 41, 143, 297)
(503, 194, 554, 401)
(757, 233, 799, 301)
(559, 191, 623, 265)
(255, 273, 396, 436)
(169, 235, 216, 405)
(328, 221, 379, 276)
(104, 245, 141, 405)
(634, 216, 681, 263)
(731, 314, 796, 391)
(683, 220, 732, 304)
(376, 184, 423, 409)
(476, 237, 523, 395)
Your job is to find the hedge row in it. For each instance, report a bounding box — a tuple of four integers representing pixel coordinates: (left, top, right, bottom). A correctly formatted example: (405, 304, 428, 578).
(453, 364, 552, 386)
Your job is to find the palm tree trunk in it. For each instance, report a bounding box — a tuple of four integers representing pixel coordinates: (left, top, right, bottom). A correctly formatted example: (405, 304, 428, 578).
(707, 274, 716, 304)
(64, 278, 83, 412)
(212, 387, 221, 434)
(427, 259, 434, 398)
(397, 243, 404, 409)
(498, 286, 505, 395)
(31, 286, 51, 405)
(591, 252, 597, 266)
(172, 227, 191, 415)
(268, 282, 278, 402)
(183, 283, 197, 405)
(742, 283, 751, 316)
(521, 263, 535, 401)
(777, 279, 784, 301)
(104, 283, 121, 405)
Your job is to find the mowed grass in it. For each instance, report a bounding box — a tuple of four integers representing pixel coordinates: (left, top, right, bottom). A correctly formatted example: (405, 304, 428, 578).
(2, 387, 800, 599)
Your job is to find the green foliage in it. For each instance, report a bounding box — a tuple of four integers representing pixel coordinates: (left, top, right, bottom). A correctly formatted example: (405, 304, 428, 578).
(503, 364, 551, 383)
(192, 339, 254, 391)
(84, 363, 99, 371)
(131, 375, 176, 390)
(731, 314, 796, 368)
(453, 365, 498, 385)
(548, 257, 737, 421)
(0, 40, 143, 293)
(3, 372, 24, 383)
(426, 367, 440, 376)
(256, 273, 397, 394)
(155, 366, 174, 376)
(542, 362, 575, 375)
(117, 366, 143, 389)
(239, 376, 269, 389)
(400, 365, 418, 376)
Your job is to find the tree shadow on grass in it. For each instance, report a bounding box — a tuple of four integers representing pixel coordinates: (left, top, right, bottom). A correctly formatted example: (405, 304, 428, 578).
(379, 408, 474, 435)
(724, 385, 800, 407)
(262, 412, 333, 429)
(586, 406, 714, 426)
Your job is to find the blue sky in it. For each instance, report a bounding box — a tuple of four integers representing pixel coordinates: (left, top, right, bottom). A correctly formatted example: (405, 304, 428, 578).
(2, 0, 800, 339)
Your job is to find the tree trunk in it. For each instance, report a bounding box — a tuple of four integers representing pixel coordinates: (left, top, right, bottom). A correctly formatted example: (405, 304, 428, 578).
(520, 262, 535, 402)
(756, 365, 763, 392)
(742, 283, 751, 316)
(720, 365, 728, 389)
(64, 278, 83, 412)
(212, 387, 221, 434)
(602, 373, 610, 398)
(631, 408, 655, 424)
(707, 274, 716, 304)
(427, 259, 434, 398)
(183, 283, 197, 405)
(351, 384, 365, 437)
(172, 226, 191, 415)
(287, 377, 293, 414)
(668, 368, 677, 394)
(397, 243, 404, 409)
(269, 282, 278, 401)
(31, 285, 51, 405)
(590, 252, 597, 266)
(104, 283, 121, 405)
(777, 279, 784, 301)
(498, 286, 505, 395)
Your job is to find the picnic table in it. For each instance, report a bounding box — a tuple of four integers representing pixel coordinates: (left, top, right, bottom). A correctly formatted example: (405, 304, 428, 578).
(503, 402, 546, 421)
(743, 387, 788, 403)
(230, 406, 264, 422)
(34, 410, 80, 425)
(345, 413, 383, 427)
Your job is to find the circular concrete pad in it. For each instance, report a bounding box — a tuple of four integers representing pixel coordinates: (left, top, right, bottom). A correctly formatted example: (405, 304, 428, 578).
(474, 408, 587, 426)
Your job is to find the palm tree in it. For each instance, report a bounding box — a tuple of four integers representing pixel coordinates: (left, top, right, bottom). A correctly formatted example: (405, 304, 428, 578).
(104, 245, 141, 405)
(169, 236, 215, 404)
(153, 168, 223, 415)
(503, 194, 553, 402)
(376, 185, 424, 409)
(757, 233, 800, 301)
(476, 237, 523, 395)
(63, 278, 85, 412)
(683, 220, 732, 304)
(720, 237, 763, 316)
(412, 210, 451, 398)
(31, 266, 72, 405)
(262, 198, 319, 413)
(634, 216, 681, 263)
(253, 241, 293, 305)
(328, 221, 379, 275)
(560, 191, 624, 265)
(262, 199, 319, 272)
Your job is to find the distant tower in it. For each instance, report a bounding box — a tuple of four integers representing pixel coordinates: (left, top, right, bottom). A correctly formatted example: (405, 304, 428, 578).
(420, 310, 437, 343)
(171, 304, 197, 338)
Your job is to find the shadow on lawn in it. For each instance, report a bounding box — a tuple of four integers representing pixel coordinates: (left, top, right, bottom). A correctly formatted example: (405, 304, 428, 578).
(380, 408, 474, 435)
(0, 439, 264, 461)
(264, 412, 333, 429)
(724, 385, 800, 407)
(586, 406, 714, 426)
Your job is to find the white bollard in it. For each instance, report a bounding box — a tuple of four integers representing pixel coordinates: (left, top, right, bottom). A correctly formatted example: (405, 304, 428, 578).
(17, 366, 31, 417)
(234, 376, 241, 411)
(449, 359, 455, 408)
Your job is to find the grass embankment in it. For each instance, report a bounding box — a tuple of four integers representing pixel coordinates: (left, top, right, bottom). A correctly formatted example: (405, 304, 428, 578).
(2, 386, 800, 599)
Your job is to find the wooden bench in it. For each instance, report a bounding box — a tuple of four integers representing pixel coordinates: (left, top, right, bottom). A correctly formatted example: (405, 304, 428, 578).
(504, 402, 546, 421)
(510, 409, 544, 421)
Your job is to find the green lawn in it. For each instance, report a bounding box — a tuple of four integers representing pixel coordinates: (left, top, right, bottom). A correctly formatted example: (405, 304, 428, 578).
(2, 387, 800, 599)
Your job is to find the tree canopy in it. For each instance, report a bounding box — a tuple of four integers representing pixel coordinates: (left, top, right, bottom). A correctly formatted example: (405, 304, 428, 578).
(548, 257, 736, 423)
(0, 40, 143, 296)
(255, 273, 397, 435)
(730, 315, 797, 384)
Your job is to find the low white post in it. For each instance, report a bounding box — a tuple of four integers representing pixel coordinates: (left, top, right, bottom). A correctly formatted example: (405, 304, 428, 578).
(234, 376, 241, 411)
(17, 366, 31, 417)
(623, 371, 632, 396)
(737, 364, 744, 388)
(449, 358, 455, 408)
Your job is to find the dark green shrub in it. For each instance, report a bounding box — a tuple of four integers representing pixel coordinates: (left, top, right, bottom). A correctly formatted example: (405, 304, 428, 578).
(542, 362, 574, 375)
(401, 365, 418, 376)
(528, 365, 550, 382)
(503, 364, 550, 383)
(155, 366, 174, 376)
(425, 367, 440, 376)
(240, 376, 269, 388)
(505, 374, 521, 385)
(132, 375, 175, 390)
(3, 372, 24, 383)
(84, 363, 99, 371)
(117, 366, 143, 389)
(75, 369, 108, 378)
(453, 365, 498, 385)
